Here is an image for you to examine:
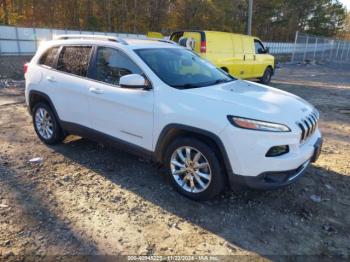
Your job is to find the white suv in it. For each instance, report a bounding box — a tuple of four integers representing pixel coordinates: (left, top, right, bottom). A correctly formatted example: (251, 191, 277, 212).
(25, 35, 322, 200)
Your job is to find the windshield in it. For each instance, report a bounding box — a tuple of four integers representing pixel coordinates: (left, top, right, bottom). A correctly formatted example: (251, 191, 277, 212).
(135, 48, 235, 89)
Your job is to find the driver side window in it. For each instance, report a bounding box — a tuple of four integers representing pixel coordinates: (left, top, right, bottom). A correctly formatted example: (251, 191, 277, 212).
(254, 40, 266, 54)
(93, 47, 142, 86)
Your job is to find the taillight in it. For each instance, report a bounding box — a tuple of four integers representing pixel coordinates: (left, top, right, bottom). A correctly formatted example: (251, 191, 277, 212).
(24, 63, 29, 74)
(200, 41, 206, 53)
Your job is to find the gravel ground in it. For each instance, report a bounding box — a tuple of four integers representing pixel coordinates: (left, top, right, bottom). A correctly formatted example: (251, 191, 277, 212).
(0, 63, 349, 261)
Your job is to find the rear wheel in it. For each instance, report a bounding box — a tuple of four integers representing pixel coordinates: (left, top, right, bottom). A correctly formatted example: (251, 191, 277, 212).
(163, 137, 226, 201)
(32, 102, 65, 145)
(259, 67, 273, 85)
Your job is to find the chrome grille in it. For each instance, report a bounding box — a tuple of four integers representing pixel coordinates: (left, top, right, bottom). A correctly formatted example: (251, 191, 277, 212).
(297, 111, 319, 142)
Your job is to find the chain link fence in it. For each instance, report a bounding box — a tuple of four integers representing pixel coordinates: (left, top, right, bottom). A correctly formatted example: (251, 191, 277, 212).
(291, 32, 350, 64)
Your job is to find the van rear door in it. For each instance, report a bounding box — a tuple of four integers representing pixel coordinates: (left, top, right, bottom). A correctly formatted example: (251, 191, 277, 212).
(203, 32, 236, 76)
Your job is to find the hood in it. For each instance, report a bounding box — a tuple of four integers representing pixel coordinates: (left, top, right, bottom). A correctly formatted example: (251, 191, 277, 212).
(183, 80, 316, 127)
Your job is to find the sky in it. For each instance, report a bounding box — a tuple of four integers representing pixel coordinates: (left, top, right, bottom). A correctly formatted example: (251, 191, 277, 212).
(340, 0, 350, 11)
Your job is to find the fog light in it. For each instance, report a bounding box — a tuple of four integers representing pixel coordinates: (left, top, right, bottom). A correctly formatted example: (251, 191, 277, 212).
(266, 145, 289, 157)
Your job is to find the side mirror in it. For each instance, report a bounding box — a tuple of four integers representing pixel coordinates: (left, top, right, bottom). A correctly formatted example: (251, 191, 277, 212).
(119, 74, 151, 90)
(265, 47, 270, 54)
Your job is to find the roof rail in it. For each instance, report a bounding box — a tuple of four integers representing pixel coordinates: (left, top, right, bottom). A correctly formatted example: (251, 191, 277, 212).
(54, 34, 128, 45)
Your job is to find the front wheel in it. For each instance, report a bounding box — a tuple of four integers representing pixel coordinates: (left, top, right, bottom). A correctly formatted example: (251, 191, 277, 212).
(259, 67, 273, 85)
(163, 138, 226, 201)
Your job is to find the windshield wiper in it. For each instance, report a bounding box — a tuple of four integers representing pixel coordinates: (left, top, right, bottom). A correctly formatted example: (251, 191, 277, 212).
(213, 78, 231, 85)
(172, 83, 202, 89)
(173, 78, 233, 89)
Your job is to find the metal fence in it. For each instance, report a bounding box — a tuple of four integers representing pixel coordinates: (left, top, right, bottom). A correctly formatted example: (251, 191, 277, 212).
(263, 42, 295, 63)
(290, 32, 350, 64)
(264, 33, 350, 64)
(0, 25, 146, 55)
(1, 26, 350, 64)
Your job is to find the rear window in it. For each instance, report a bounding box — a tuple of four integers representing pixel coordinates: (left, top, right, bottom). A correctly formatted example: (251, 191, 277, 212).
(57, 46, 92, 77)
(39, 47, 59, 68)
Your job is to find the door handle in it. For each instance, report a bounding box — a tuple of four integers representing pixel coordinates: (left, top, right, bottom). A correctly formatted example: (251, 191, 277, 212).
(89, 87, 104, 94)
(243, 54, 246, 61)
(46, 76, 56, 82)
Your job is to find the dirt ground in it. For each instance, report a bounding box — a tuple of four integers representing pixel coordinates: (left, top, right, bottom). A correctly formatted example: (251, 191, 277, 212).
(0, 63, 349, 261)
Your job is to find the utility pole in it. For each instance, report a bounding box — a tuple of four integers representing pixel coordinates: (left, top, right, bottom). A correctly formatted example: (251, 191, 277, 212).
(247, 0, 253, 35)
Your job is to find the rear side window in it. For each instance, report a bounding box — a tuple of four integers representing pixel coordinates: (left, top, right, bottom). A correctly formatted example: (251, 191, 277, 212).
(39, 47, 59, 68)
(57, 46, 92, 77)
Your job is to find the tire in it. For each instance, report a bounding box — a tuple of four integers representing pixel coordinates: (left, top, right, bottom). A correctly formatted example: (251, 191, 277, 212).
(32, 102, 65, 145)
(259, 67, 273, 85)
(163, 137, 226, 201)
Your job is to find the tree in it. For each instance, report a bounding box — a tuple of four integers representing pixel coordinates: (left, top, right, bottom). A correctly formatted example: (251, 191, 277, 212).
(0, 0, 9, 24)
(338, 11, 350, 40)
(0, 0, 348, 41)
(306, 0, 346, 36)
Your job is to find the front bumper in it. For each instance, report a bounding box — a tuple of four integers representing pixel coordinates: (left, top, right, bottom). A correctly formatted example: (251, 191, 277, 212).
(220, 120, 323, 190)
(231, 160, 310, 190)
(229, 137, 323, 190)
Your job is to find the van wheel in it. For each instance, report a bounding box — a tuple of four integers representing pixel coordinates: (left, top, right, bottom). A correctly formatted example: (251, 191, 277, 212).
(259, 67, 273, 84)
(163, 137, 226, 201)
(32, 102, 65, 145)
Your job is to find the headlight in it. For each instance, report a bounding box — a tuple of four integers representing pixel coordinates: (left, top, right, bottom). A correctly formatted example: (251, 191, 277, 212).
(227, 116, 290, 132)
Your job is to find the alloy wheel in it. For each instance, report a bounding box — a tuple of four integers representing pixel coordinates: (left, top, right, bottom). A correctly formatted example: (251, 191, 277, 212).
(35, 107, 54, 140)
(170, 146, 212, 193)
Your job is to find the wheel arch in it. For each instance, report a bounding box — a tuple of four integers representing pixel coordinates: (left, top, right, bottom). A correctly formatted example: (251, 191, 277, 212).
(266, 65, 274, 74)
(28, 90, 61, 122)
(154, 124, 233, 177)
